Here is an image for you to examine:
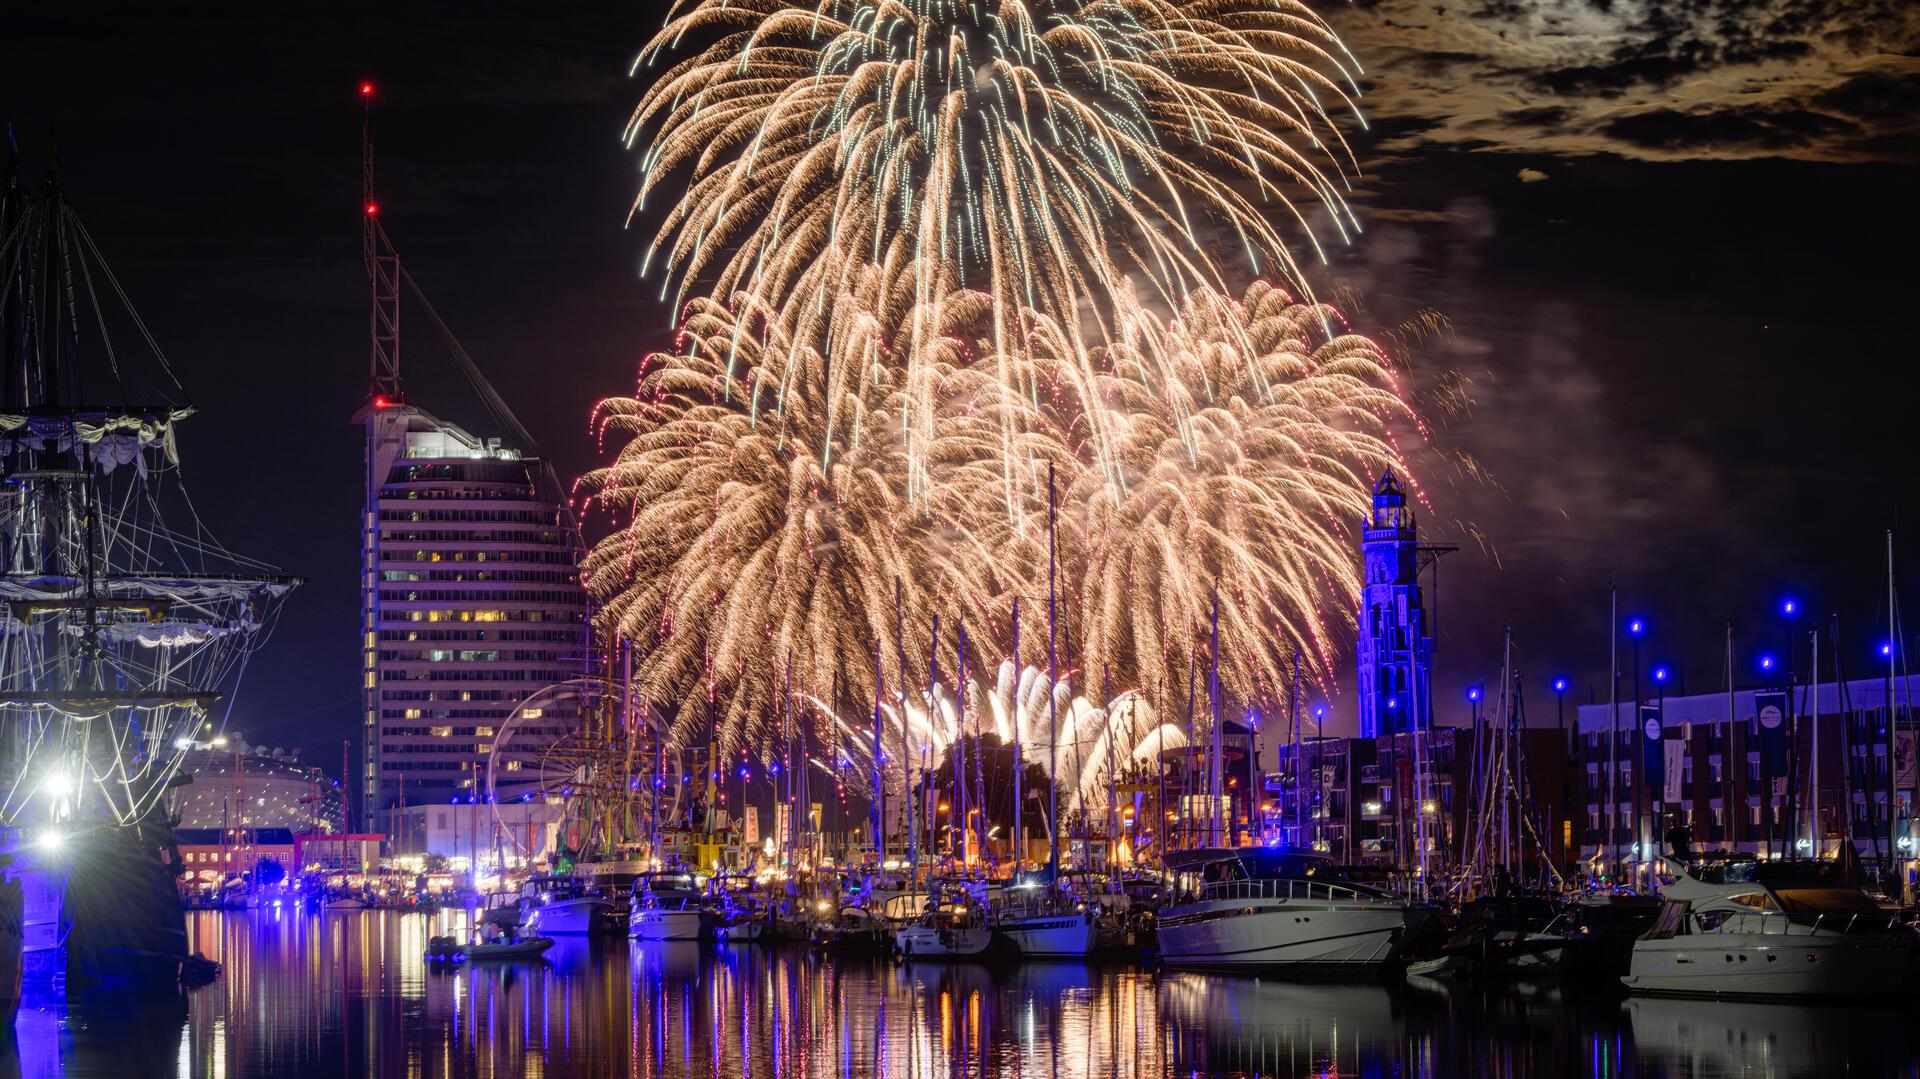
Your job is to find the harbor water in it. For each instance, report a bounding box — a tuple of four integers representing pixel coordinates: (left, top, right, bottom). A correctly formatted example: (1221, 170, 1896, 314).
(8, 908, 1920, 1077)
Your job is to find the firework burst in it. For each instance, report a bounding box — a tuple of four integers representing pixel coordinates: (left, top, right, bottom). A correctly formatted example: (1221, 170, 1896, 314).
(1067, 280, 1415, 715)
(579, 259, 1072, 753)
(626, 0, 1369, 478)
(584, 265, 1413, 753)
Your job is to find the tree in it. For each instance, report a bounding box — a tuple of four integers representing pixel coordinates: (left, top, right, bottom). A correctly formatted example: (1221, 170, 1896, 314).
(253, 857, 286, 888)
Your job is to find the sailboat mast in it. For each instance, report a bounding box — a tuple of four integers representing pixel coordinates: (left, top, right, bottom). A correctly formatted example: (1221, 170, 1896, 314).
(1012, 598, 1022, 874)
(1046, 464, 1060, 877)
(1890, 531, 1901, 872)
(783, 655, 793, 868)
(1724, 624, 1735, 847)
(897, 581, 915, 880)
(956, 618, 969, 867)
(928, 612, 940, 869)
(872, 631, 884, 866)
(1609, 586, 1621, 879)
(1209, 592, 1223, 846)
(1289, 654, 1301, 846)
(1184, 653, 1196, 852)
(1810, 627, 1821, 856)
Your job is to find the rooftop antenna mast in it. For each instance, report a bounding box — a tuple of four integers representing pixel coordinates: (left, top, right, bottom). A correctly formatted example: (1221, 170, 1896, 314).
(362, 81, 400, 402)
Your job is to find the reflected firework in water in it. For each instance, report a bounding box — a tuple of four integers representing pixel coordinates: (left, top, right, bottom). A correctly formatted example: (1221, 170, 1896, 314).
(16, 912, 1920, 1078)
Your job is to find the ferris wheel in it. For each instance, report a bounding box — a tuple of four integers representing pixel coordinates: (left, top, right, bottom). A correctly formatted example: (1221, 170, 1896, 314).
(485, 677, 679, 862)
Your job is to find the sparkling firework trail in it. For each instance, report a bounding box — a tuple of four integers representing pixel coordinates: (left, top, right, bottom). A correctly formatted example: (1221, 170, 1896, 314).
(626, 0, 1370, 478)
(582, 265, 1413, 753)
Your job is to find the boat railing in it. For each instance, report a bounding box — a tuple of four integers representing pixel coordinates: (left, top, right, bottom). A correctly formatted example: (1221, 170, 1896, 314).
(1713, 910, 1871, 936)
(1195, 878, 1380, 905)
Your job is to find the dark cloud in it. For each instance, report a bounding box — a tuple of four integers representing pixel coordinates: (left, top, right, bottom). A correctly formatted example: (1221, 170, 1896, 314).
(1602, 106, 1860, 153)
(1335, 0, 1920, 162)
(1812, 70, 1920, 122)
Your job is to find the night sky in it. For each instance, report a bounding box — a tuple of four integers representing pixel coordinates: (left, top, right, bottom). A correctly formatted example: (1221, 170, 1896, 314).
(7, 2, 1917, 762)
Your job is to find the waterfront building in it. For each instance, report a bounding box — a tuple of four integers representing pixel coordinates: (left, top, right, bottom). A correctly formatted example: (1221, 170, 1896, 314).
(1268, 726, 1575, 872)
(389, 800, 566, 876)
(1575, 677, 1916, 888)
(358, 403, 589, 835)
(177, 827, 297, 890)
(1356, 472, 1435, 738)
(168, 733, 341, 834)
(295, 833, 384, 875)
(1156, 719, 1261, 856)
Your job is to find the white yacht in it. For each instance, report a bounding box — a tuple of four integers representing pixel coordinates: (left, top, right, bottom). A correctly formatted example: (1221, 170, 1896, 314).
(894, 881, 993, 959)
(1155, 848, 1420, 974)
(1623, 853, 1920, 998)
(996, 883, 1097, 958)
(523, 876, 612, 936)
(629, 872, 711, 942)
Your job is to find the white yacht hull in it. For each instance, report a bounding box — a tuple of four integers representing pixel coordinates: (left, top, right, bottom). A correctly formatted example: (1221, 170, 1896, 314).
(527, 897, 609, 936)
(631, 909, 705, 941)
(895, 924, 992, 958)
(1624, 934, 1920, 998)
(1157, 901, 1410, 973)
(997, 913, 1097, 958)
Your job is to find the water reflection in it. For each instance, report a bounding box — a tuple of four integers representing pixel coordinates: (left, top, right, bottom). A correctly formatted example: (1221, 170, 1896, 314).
(5, 910, 1920, 1077)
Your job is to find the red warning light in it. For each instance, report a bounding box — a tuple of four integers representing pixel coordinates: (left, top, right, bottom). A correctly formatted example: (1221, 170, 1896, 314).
(364, 202, 378, 216)
(372, 395, 391, 409)
(360, 82, 374, 97)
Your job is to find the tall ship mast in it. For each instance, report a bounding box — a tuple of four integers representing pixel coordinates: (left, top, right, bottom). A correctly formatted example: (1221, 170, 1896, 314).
(0, 145, 299, 988)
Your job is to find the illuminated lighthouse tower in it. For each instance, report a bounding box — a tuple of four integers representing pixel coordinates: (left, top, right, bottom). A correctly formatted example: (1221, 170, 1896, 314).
(1357, 472, 1434, 738)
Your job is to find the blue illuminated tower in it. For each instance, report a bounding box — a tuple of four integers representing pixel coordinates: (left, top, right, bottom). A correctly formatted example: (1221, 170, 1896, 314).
(1357, 472, 1434, 738)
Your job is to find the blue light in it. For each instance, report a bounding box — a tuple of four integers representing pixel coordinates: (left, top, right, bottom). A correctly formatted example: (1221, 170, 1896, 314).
(1465, 686, 1482, 703)
(1759, 654, 1776, 672)
(1313, 706, 1326, 719)
(1551, 677, 1570, 694)
(1782, 597, 1798, 616)
(1386, 697, 1398, 711)
(1653, 666, 1669, 684)
(1883, 642, 1895, 658)
(1627, 617, 1646, 636)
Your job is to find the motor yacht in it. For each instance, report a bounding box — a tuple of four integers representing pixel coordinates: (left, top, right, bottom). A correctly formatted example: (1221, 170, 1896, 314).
(1156, 848, 1421, 975)
(894, 880, 993, 959)
(523, 875, 613, 936)
(629, 871, 713, 942)
(1623, 853, 1920, 998)
(995, 882, 1097, 958)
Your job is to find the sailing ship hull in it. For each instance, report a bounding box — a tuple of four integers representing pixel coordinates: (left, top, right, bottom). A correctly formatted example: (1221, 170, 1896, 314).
(15, 818, 192, 991)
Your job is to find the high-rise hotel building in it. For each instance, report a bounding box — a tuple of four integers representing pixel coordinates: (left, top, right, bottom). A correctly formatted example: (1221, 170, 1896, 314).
(359, 402, 588, 834)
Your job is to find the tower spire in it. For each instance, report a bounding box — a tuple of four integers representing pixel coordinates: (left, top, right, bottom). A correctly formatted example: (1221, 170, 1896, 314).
(362, 81, 400, 402)
(1357, 470, 1432, 738)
